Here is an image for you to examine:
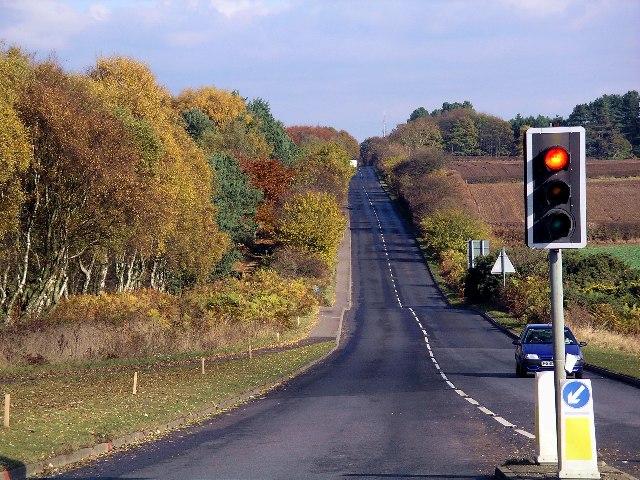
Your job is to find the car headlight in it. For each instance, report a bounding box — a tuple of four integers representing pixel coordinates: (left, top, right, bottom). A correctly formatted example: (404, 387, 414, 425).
(525, 353, 539, 360)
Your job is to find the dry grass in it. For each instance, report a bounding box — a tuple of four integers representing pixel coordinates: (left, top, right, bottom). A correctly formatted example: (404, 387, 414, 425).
(0, 312, 318, 370)
(568, 323, 640, 357)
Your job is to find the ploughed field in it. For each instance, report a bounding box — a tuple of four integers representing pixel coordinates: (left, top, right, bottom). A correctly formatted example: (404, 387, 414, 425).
(449, 158, 640, 243)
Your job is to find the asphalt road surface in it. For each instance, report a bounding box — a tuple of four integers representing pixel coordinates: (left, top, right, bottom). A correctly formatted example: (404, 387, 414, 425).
(53, 167, 639, 479)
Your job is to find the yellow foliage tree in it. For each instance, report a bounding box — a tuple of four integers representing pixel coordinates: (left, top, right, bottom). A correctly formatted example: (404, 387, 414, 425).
(174, 86, 246, 129)
(87, 56, 228, 285)
(0, 46, 32, 240)
(276, 192, 346, 267)
(295, 141, 355, 203)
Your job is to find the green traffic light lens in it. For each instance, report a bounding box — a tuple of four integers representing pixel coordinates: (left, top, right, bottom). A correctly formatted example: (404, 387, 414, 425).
(545, 180, 570, 204)
(546, 212, 572, 239)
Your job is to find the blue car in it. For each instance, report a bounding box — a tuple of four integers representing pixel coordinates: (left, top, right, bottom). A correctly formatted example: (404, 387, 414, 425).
(513, 324, 586, 378)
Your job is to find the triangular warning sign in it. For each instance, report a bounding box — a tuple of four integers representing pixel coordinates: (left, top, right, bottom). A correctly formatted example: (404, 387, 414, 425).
(491, 250, 516, 274)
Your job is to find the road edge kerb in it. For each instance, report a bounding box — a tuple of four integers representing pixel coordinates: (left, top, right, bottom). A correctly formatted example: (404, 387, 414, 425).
(495, 462, 639, 480)
(1, 220, 353, 480)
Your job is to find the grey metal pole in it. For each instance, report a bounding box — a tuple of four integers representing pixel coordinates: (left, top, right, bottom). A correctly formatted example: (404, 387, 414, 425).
(501, 247, 506, 287)
(549, 248, 566, 470)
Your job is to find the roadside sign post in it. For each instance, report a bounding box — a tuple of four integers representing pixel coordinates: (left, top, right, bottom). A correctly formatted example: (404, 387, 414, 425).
(467, 239, 490, 269)
(550, 248, 567, 473)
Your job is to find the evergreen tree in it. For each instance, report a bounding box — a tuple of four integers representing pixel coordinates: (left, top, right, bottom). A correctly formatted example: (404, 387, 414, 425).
(247, 98, 299, 166)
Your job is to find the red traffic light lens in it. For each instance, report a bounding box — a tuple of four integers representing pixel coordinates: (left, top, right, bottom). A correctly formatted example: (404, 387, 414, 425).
(544, 147, 569, 171)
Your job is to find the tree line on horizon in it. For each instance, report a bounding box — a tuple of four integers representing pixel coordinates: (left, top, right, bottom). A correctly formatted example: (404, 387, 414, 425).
(362, 91, 640, 161)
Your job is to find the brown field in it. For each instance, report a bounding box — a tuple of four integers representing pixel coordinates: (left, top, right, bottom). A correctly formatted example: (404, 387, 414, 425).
(449, 159, 640, 243)
(451, 158, 640, 183)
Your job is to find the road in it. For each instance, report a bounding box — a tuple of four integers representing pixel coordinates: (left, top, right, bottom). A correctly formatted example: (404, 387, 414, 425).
(54, 167, 639, 479)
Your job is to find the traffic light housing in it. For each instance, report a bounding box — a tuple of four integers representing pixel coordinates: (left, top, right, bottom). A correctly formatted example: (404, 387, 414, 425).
(525, 126, 586, 249)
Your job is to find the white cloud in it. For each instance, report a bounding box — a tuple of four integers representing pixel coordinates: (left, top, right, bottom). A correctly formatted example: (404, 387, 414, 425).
(166, 30, 211, 47)
(499, 0, 574, 17)
(209, 0, 290, 18)
(88, 3, 111, 21)
(0, 0, 85, 49)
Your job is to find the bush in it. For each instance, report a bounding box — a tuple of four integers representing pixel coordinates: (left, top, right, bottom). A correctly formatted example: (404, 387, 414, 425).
(421, 208, 492, 257)
(497, 274, 551, 323)
(270, 246, 330, 282)
(464, 253, 501, 304)
(438, 249, 467, 295)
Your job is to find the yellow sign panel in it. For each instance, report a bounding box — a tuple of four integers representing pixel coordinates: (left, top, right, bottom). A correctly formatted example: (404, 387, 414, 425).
(565, 416, 592, 460)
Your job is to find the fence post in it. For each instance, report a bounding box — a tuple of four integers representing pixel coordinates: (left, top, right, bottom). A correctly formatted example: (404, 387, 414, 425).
(4, 394, 9, 428)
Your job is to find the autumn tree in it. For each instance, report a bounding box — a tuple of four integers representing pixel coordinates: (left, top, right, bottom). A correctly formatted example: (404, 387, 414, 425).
(294, 141, 354, 203)
(474, 114, 513, 157)
(174, 86, 246, 129)
(241, 157, 295, 234)
(287, 126, 359, 159)
(388, 116, 443, 153)
(1, 60, 150, 320)
(276, 191, 346, 267)
(88, 56, 228, 291)
(0, 46, 32, 243)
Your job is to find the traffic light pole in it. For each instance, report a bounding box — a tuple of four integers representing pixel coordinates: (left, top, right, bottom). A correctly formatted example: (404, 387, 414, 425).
(549, 248, 567, 468)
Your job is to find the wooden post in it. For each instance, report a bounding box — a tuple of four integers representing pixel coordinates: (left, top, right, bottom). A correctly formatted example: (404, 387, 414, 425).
(249, 344, 252, 359)
(201, 357, 205, 374)
(4, 394, 9, 428)
(276, 332, 280, 343)
(297, 316, 300, 327)
(133, 372, 138, 395)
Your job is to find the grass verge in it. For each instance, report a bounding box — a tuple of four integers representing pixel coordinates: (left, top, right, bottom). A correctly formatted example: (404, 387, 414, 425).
(581, 343, 640, 378)
(0, 341, 334, 471)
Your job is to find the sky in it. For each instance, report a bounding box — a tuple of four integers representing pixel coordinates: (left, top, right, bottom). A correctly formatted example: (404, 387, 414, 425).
(1, 0, 638, 142)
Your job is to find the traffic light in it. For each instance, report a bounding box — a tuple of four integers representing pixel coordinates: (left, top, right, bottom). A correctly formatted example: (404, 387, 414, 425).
(525, 126, 586, 249)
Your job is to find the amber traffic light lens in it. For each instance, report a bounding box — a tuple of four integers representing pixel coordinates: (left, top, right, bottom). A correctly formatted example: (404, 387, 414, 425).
(544, 147, 569, 171)
(545, 180, 570, 204)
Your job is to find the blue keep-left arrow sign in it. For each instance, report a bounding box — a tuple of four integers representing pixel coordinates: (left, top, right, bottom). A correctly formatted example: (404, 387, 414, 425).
(562, 380, 590, 409)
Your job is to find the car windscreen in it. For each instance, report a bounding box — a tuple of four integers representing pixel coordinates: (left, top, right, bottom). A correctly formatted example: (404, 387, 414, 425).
(523, 328, 577, 345)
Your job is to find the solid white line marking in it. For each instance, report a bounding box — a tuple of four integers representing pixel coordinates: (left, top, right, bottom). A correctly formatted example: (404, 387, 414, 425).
(426, 344, 431, 350)
(455, 390, 467, 397)
(421, 329, 427, 335)
(429, 351, 434, 357)
(516, 429, 536, 439)
(446, 381, 456, 389)
(431, 357, 437, 363)
(435, 364, 441, 370)
(478, 406, 495, 416)
(440, 373, 448, 381)
(465, 397, 480, 406)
